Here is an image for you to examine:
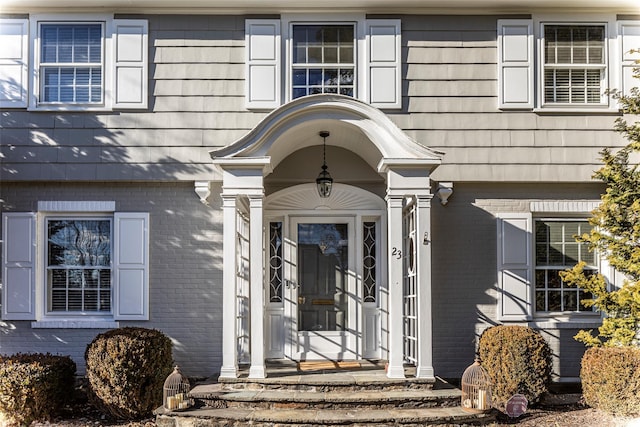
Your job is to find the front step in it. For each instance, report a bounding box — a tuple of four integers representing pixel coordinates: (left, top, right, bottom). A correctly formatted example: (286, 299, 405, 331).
(155, 366, 495, 426)
(155, 406, 495, 426)
(190, 384, 460, 410)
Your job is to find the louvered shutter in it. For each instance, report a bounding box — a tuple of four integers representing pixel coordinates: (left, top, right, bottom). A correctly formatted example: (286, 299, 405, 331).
(114, 212, 149, 320)
(497, 19, 534, 109)
(2, 213, 36, 320)
(245, 19, 281, 109)
(496, 213, 533, 321)
(365, 19, 401, 109)
(0, 19, 29, 108)
(113, 19, 148, 109)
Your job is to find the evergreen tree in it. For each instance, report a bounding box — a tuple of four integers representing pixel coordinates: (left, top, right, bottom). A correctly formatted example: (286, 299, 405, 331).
(560, 67, 640, 348)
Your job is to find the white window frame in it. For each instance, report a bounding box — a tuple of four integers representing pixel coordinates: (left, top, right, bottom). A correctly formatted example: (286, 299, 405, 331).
(30, 14, 113, 111)
(282, 13, 366, 104)
(533, 217, 600, 318)
(43, 214, 114, 317)
(534, 13, 618, 112)
(37, 21, 106, 107)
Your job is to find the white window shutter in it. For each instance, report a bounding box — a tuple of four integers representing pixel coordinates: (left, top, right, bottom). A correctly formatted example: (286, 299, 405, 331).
(496, 213, 533, 321)
(619, 21, 640, 97)
(0, 19, 28, 108)
(114, 212, 149, 320)
(365, 19, 401, 109)
(497, 19, 533, 109)
(2, 213, 36, 320)
(113, 19, 148, 109)
(245, 19, 281, 109)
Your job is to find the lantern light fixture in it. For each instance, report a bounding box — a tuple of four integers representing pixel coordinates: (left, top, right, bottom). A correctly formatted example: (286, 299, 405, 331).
(316, 130, 333, 198)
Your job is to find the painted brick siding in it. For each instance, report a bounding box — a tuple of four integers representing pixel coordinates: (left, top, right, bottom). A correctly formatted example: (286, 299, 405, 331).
(0, 182, 223, 377)
(431, 182, 605, 380)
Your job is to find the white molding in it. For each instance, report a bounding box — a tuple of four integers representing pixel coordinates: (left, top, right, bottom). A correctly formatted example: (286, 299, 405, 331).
(266, 183, 386, 211)
(37, 201, 116, 212)
(529, 200, 600, 213)
(31, 320, 118, 329)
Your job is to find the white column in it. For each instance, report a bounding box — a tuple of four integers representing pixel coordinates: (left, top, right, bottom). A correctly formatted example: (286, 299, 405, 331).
(219, 194, 239, 378)
(248, 194, 266, 379)
(386, 193, 405, 378)
(415, 195, 435, 380)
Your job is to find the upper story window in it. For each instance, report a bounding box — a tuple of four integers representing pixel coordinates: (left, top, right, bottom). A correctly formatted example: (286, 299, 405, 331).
(534, 220, 596, 314)
(291, 25, 355, 99)
(40, 23, 104, 105)
(497, 16, 640, 110)
(543, 24, 606, 106)
(0, 15, 147, 110)
(47, 218, 112, 314)
(245, 16, 401, 110)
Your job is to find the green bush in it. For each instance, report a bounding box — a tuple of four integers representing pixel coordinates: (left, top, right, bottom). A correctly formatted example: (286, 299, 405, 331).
(85, 327, 173, 420)
(478, 325, 552, 411)
(581, 347, 640, 417)
(0, 353, 76, 426)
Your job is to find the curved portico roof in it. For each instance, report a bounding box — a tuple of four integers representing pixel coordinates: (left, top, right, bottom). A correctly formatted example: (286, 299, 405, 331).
(210, 94, 442, 174)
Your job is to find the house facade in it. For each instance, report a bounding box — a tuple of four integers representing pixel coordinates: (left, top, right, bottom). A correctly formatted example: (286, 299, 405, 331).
(1, 0, 638, 382)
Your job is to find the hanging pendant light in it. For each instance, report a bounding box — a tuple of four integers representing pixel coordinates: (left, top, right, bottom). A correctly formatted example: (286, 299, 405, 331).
(316, 130, 333, 198)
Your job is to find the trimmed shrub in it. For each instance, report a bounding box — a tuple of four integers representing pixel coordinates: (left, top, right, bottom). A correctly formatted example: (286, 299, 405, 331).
(0, 353, 76, 426)
(581, 347, 640, 417)
(85, 327, 173, 420)
(478, 325, 552, 411)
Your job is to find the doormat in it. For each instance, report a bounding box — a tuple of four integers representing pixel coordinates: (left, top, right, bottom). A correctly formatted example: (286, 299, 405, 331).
(297, 361, 361, 371)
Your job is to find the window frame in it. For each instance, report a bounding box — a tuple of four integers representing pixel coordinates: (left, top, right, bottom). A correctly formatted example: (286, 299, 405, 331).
(38, 21, 106, 107)
(282, 13, 366, 104)
(533, 218, 599, 317)
(534, 14, 618, 111)
(44, 215, 114, 317)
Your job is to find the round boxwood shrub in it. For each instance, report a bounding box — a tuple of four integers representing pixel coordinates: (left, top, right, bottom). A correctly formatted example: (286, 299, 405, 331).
(478, 325, 552, 411)
(581, 346, 640, 417)
(0, 353, 76, 426)
(85, 327, 173, 420)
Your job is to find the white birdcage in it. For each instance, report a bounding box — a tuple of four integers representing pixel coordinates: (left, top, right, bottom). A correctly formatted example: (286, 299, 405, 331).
(461, 357, 492, 413)
(163, 365, 192, 411)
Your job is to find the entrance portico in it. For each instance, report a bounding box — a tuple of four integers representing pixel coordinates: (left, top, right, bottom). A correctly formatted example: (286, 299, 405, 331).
(210, 94, 441, 380)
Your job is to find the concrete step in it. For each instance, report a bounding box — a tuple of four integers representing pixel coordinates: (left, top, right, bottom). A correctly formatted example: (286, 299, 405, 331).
(155, 406, 496, 426)
(189, 385, 461, 410)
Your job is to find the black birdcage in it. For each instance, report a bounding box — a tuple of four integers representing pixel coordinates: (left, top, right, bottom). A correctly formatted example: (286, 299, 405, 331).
(461, 356, 492, 413)
(163, 365, 192, 411)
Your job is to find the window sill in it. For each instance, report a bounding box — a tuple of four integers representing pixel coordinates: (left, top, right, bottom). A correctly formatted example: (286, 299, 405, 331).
(31, 320, 118, 329)
(28, 106, 112, 112)
(529, 318, 601, 329)
(533, 107, 619, 115)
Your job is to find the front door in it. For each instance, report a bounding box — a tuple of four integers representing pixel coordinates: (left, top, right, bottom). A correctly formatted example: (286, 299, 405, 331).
(287, 217, 357, 360)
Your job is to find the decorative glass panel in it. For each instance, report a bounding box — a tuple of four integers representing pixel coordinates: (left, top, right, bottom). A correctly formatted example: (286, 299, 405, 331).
(363, 221, 376, 303)
(47, 219, 111, 313)
(269, 222, 283, 303)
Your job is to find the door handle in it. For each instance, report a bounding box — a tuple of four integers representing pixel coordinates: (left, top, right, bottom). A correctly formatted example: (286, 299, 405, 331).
(298, 296, 306, 304)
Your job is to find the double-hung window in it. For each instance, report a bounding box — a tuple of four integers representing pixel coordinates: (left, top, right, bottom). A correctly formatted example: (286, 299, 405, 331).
(0, 15, 147, 110)
(40, 23, 104, 105)
(534, 220, 596, 314)
(543, 24, 606, 106)
(46, 218, 112, 314)
(291, 24, 355, 99)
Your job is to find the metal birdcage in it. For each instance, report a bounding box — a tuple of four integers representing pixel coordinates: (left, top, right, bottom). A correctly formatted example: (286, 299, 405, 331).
(461, 356, 492, 413)
(163, 365, 192, 411)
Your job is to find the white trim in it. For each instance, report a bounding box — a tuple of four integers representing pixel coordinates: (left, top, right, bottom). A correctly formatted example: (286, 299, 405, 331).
(529, 200, 600, 213)
(533, 13, 617, 111)
(38, 200, 116, 212)
(31, 320, 118, 329)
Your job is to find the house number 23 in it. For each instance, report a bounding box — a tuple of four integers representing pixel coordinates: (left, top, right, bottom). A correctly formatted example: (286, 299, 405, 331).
(392, 247, 402, 259)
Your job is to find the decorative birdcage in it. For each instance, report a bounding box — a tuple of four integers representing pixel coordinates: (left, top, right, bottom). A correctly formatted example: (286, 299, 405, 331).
(163, 365, 192, 411)
(461, 356, 492, 413)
